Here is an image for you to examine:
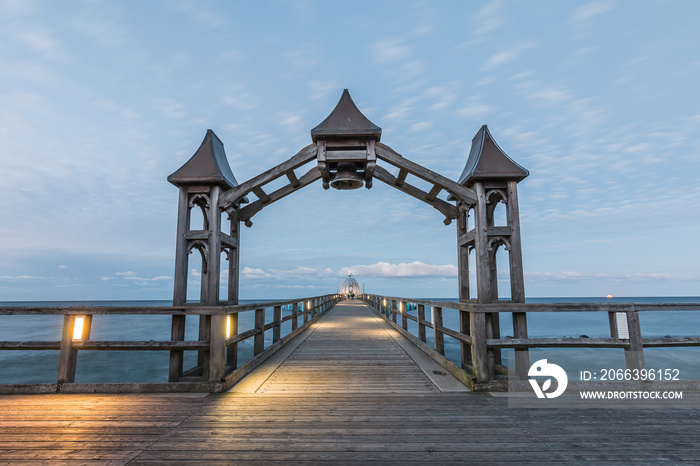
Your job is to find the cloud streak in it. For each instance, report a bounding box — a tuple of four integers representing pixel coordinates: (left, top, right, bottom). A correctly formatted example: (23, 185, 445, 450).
(341, 262, 458, 279)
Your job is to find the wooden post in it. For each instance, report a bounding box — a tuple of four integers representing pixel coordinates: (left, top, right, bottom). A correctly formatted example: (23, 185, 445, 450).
(254, 308, 265, 355)
(226, 313, 238, 370)
(459, 310, 472, 369)
(303, 301, 309, 324)
(205, 186, 222, 304)
(391, 300, 397, 324)
(432, 306, 444, 355)
(170, 188, 190, 382)
(197, 315, 211, 371)
(57, 315, 78, 384)
(292, 302, 299, 331)
(625, 310, 645, 371)
(173, 188, 190, 306)
(273, 305, 282, 343)
(470, 311, 489, 381)
(473, 182, 491, 303)
(507, 181, 529, 379)
(457, 204, 470, 301)
(228, 210, 241, 305)
(208, 314, 226, 382)
(169, 315, 186, 381)
(417, 304, 426, 343)
(401, 302, 408, 330)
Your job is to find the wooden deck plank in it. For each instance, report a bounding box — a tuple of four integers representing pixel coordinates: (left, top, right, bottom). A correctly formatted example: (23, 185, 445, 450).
(248, 301, 442, 394)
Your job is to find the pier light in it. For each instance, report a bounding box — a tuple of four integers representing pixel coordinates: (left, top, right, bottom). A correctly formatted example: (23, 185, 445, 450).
(72, 316, 86, 341)
(226, 315, 232, 339)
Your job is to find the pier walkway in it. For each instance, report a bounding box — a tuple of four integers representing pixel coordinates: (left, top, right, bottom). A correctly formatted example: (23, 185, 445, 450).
(1, 301, 699, 464)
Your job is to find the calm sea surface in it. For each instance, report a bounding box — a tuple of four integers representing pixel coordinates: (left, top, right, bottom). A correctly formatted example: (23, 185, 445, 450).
(1, 297, 699, 384)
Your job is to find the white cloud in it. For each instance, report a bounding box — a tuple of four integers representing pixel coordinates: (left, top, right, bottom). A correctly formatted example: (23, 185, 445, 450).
(341, 261, 458, 278)
(9, 26, 68, 62)
(242, 267, 272, 279)
(527, 87, 571, 106)
(525, 271, 675, 282)
(371, 38, 410, 63)
(152, 98, 186, 119)
(456, 102, 496, 119)
(482, 50, 517, 70)
(0, 275, 46, 280)
(474, 0, 504, 36)
(572, 1, 613, 23)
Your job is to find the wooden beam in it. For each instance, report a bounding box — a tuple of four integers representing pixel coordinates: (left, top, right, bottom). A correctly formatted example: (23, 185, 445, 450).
(395, 169, 408, 187)
(375, 143, 477, 204)
(286, 170, 300, 188)
(372, 166, 458, 220)
(425, 185, 442, 202)
(238, 167, 322, 221)
(487, 226, 512, 237)
(252, 187, 270, 204)
(221, 232, 237, 249)
(458, 230, 475, 246)
(184, 230, 209, 241)
(218, 144, 317, 208)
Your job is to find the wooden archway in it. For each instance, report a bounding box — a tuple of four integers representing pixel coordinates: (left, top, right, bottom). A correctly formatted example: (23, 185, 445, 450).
(167, 89, 530, 380)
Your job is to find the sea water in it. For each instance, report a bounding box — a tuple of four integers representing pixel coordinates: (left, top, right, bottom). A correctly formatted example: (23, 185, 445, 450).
(0, 297, 698, 384)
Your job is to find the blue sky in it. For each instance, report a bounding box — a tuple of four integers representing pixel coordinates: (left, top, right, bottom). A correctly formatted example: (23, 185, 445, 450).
(1, 0, 699, 301)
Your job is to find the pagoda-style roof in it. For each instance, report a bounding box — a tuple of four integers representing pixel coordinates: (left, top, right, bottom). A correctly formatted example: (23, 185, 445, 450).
(457, 125, 528, 184)
(168, 130, 241, 189)
(311, 89, 382, 142)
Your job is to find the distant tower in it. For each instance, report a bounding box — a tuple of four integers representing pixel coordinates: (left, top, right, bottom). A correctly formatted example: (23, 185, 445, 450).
(340, 272, 361, 299)
(454, 125, 529, 379)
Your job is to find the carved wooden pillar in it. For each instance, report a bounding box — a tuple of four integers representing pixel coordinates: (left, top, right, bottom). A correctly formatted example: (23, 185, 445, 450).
(455, 125, 529, 382)
(168, 130, 245, 382)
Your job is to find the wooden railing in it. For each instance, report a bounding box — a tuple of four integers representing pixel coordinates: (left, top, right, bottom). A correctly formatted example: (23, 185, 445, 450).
(0, 294, 341, 393)
(363, 295, 700, 391)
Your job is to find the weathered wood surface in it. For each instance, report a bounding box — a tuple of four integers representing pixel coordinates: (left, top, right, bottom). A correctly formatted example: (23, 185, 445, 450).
(253, 301, 438, 394)
(2, 393, 698, 464)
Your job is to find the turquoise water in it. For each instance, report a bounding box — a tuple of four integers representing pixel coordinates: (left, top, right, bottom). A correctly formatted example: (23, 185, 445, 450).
(0, 297, 698, 384)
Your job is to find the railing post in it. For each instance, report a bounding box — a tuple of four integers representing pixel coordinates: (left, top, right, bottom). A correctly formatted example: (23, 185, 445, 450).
(303, 301, 309, 324)
(57, 315, 78, 384)
(432, 306, 444, 355)
(169, 315, 186, 382)
(208, 314, 226, 383)
(226, 313, 238, 370)
(401, 302, 408, 330)
(512, 311, 529, 379)
(254, 308, 265, 355)
(198, 315, 211, 371)
(417, 304, 426, 343)
(292, 302, 299, 331)
(391, 300, 397, 324)
(626, 309, 645, 371)
(470, 311, 489, 382)
(459, 310, 472, 370)
(273, 305, 282, 343)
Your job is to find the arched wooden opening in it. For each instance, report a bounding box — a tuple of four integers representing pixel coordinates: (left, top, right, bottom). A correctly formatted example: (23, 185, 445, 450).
(167, 90, 530, 382)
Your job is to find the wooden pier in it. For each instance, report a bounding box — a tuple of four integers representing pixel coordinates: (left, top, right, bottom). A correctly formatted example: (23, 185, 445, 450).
(2, 301, 699, 464)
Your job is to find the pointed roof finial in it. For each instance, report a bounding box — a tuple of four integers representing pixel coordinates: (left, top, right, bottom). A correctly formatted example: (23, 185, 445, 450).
(168, 130, 241, 189)
(457, 125, 528, 185)
(310, 89, 382, 142)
